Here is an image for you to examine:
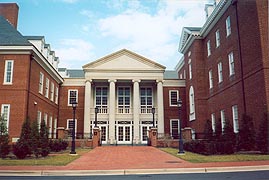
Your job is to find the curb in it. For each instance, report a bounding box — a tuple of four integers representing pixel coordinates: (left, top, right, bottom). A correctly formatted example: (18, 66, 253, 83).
(0, 165, 269, 176)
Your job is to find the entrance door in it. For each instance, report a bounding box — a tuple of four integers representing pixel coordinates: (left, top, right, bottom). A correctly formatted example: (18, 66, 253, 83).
(100, 125, 108, 144)
(117, 125, 132, 144)
(141, 125, 150, 144)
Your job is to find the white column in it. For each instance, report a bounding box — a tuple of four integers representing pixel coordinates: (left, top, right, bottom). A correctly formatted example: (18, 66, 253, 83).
(108, 79, 116, 144)
(133, 79, 140, 144)
(157, 80, 164, 134)
(84, 79, 92, 138)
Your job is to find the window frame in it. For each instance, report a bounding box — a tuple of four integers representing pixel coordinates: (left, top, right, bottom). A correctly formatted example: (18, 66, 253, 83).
(53, 118, 57, 139)
(3, 60, 14, 85)
(95, 86, 108, 113)
(37, 111, 42, 130)
(45, 78, 50, 98)
(232, 105, 239, 133)
(170, 119, 180, 139)
(140, 87, 154, 113)
(207, 40, 211, 56)
(1, 104, 10, 132)
(189, 86, 195, 121)
(67, 119, 77, 135)
(117, 86, 131, 114)
(209, 69, 213, 89)
(228, 52, 235, 76)
(39, 72, 44, 94)
(169, 90, 179, 107)
(218, 62, 223, 83)
(226, 16, 231, 36)
(215, 29, 220, 47)
(221, 110, 225, 132)
(188, 59, 192, 80)
(68, 89, 78, 106)
(55, 86, 59, 104)
(50, 82, 54, 102)
(211, 113, 216, 133)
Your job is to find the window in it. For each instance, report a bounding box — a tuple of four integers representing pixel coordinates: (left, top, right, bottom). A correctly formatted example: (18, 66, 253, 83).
(68, 89, 78, 106)
(169, 90, 179, 106)
(43, 113, 48, 126)
(95, 87, 108, 113)
(67, 119, 77, 137)
(170, 119, 180, 139)
(228, 52, 235, 76)
(140, 87, 153, 113)
(211, 113, 216, 133)
(37, 111, 42, 130)
(189, 86, 195, 121)
(218, 62, 223, 83)
(232, 105, 239, 133)
(53, 118, 57, 139)
(39, 72, 44, 94)
(207, 40, 211, 56)
(188, 59, 192, 79)
(1, 104, 10, 132)
(221, 110, 225, 132)
(209, 69, 213, 89)
(48, 116, 52, 138)
(55, 87, 59, 104)
(118, 87, 131, 113)
(183, 70, 186, 79)
(45, 78, 50, 98)
(50, 82, 54, 102)
(216, 30, 220, 47)
(226, 16, 231, 36)
(3, 60, 14, 84)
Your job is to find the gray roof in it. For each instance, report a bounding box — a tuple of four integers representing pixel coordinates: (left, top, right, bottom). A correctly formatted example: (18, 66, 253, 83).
(67, 69, 85, 78)
(164, 70, 179, 80)
(24, 36, 44, 40)
(185, 27, 202, 32)
(0, 16, 31, 46)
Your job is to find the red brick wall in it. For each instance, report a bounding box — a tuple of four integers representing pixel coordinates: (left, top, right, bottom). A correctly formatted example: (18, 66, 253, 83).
(59, 85, 85, 137)
(0, 3, 19, 29)
(0, 54, 30, 138)
(163, 87, 186, 135)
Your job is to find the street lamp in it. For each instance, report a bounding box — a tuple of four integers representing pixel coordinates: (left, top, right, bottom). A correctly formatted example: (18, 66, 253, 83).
(177, 99, 185, 155)
(152, 107, 156, 128)
(70, 101, 77, 155)
(94, 107, 99, 128)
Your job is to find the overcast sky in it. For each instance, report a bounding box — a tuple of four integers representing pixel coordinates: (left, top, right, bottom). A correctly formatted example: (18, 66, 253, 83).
(6, 0, 213, 70)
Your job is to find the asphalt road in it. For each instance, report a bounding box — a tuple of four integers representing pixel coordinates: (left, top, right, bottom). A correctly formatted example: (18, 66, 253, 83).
(1, 170, 269, 180)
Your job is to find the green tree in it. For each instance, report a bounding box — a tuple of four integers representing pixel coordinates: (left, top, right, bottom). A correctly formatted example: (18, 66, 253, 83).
(13, 118, 32, 159)
(257, 112, 269, 154)
(238, 114, 256, 151)
(39, 120, 50, 157)
(221, 120, 236, 154)
(0, 115, 10, 158)
(31, 121, 40, 158)
(203, 119, 214, 140)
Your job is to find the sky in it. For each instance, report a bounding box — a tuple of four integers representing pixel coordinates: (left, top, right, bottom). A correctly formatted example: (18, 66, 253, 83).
(2, 0, 213, 70)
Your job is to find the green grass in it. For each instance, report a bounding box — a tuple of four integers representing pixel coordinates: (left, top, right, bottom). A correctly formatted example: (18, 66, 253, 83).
(161, 148, 269, 163)
(0, 148, 91, 166)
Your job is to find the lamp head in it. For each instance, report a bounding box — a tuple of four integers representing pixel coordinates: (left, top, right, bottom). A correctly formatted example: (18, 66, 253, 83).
(71, 101, 78, 108)
(152, 107, 155, 114)
(177, 99, 182, 108)
(95, 107, 99, 113)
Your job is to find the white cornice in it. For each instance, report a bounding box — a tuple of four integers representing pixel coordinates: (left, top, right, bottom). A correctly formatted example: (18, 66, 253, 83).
(175, 56, 185, 72)
(163, 80, 185, 87)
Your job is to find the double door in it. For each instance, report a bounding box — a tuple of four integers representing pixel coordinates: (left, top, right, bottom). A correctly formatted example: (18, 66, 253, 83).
(117, 125, 132, 144)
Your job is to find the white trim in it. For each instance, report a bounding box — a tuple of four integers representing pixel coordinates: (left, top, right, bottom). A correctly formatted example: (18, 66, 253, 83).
(37, 111, 42, 130)
(211, 113, 216, 133)
(39, 72, 44, 94)
(50, 82, 54, 102)
(226, 16, 231, 37)
(45, 78, 50, 98)
(188, 59, 192, 80)
(117, 86, 131, 114)
(169, 90, 179, 107)
(53, 118, 57, 139)
(209, 69, 213, 89)
(1, 104, 10, 132)
(207, 40, 211, 57)
(189, 86, 195, 121)
(140, 86, 154, 114)
(216, 29, 220, 47)
(43, 113, 48, 126)
(55, 87, 59, 104)
(48, 116, 53, 138)
(232, 105, 239, 133)
(218, 62, 223, 83)
(221, 110, 225, 132)
(228, 52, 235, 76)
(3, 60, 14, 85)
(170, 119, 180, 139)
(68, 89, 78, 106)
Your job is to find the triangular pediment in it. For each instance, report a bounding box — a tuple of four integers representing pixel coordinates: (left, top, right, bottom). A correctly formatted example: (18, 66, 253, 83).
(83, 49, 166, 72)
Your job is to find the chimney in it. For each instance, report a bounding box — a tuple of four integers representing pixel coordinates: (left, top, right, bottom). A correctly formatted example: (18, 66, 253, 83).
(204, 4, 215, 19)
(0, 3, 19, 29)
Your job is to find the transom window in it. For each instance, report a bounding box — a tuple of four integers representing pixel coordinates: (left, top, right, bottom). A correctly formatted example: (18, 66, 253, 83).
(68, 89, 78, 105)
(118, 87, 130, 114)
(169, 90, 179, 106)
(4, 60, 14, 84)
(95, 87, 108, 113)
(140, 87, 153, 113)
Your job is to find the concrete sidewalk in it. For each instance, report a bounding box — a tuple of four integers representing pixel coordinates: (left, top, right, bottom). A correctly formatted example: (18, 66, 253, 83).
(0, 146, 269, 176)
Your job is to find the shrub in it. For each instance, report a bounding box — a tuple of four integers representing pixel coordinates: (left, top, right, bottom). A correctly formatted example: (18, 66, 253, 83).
(257, 112, 269, 154)
(31, 121, 40, 158)
(238, 114, 256, 151)
(13, 118, 32, 159)
(39, 120, 49, 157)
(49, 139, 68, 152)
(0, 115, 10, 158)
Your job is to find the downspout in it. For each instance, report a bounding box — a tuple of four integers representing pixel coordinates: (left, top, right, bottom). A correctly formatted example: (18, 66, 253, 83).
(232, 0, 247, 114)
(26, 54, 34, 119)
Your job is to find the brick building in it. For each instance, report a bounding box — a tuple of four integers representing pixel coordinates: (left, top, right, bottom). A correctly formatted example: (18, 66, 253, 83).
(0, 0, 268, 147)
(177, 0, 268, 138)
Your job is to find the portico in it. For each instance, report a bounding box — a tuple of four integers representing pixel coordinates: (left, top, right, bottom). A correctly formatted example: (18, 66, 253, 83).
(82, 49, 166, 145)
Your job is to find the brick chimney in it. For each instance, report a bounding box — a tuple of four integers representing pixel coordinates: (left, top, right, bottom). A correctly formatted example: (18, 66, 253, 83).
(0, 3, 19, 29)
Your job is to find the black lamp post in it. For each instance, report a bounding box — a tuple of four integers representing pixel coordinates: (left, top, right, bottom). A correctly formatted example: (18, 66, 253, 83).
(152, 107, 156, 128)
(94, 107, 99, 128)
(177, 99, 185, 155)
(70, 101, 77, 155)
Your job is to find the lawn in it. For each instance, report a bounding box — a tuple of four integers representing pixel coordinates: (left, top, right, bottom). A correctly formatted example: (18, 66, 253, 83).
(0, 148, 91, 166)
(161, 148, 269, 163)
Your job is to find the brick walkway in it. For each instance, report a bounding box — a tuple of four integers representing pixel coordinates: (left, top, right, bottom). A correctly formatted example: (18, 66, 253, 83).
(0, 146, 269, 171)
